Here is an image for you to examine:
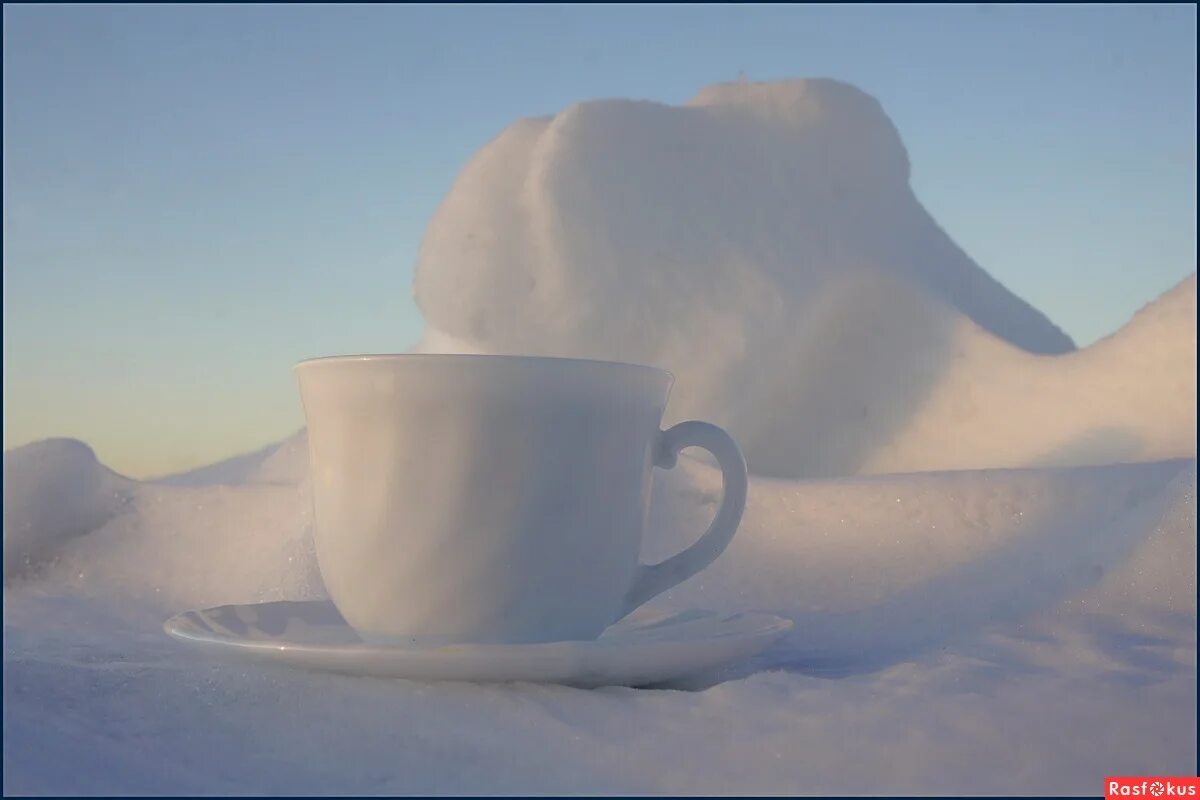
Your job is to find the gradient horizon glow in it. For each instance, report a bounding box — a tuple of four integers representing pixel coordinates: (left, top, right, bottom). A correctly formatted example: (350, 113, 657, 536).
(3, 4, 1196, 478)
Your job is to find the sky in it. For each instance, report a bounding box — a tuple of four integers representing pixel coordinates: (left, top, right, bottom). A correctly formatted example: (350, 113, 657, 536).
(3, 3, 1196, 478)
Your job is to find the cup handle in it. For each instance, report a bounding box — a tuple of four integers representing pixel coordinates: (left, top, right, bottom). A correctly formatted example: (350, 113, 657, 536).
(620, 420, 749, 618)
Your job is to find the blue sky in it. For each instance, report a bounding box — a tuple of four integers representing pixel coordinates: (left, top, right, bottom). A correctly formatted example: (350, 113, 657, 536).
(3, 3, 1195, 477)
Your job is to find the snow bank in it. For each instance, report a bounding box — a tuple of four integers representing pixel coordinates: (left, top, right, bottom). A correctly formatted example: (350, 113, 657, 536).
(3, 456, 1194, 794)
(3, 76, 1195, 794)
(2, 439, 134, 581)
(415, 79, 1073, 359)
(651, 455, 1194, 670)
(413, 78, 1082, 478)
(857, 273, 1196, 474)
(413, 79, 1194, 478)
(32, 479, 321, 613)
(24, 446, 1195, 672)
(155, 429, 308, 487)
(161, 274, 1199, 489)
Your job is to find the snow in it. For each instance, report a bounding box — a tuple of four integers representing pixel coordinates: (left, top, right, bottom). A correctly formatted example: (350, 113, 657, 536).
(413, 78, 1084, 479)
(4, 78, 1196, 794)
(3, 439, 134, 582)
(852, 273, 1196, 475)
(4, 458, 1195, 794)
(153, 430, 309, 488)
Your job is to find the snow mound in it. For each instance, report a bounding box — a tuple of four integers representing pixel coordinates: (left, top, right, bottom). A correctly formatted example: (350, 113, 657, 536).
(856, 273, 1196, 474)
(3, 449, 1194, 793)
(154, 440, 281, 487)
(175, 272, 1193, 489)
(2, 75, 1195, 793)
(4, 436, 1191, 673)
(2, 439, 133, 581)
(254, 274, 1195, 483)
(251, 430, 309, 485)
(154, 442, 279, 487)
(414, 78, 1079, 477)
(156, 430, 308, 487)
(38, 479, 321, 612)
(650, 455, 1194, 669)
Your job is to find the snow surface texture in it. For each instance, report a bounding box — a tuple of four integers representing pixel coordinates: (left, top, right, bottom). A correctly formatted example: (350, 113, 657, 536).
(3, 440, 134, 582)
(4, 78, 1197, 794)
(4, 454, 1195, 794)
(413, 79, 1193, 479)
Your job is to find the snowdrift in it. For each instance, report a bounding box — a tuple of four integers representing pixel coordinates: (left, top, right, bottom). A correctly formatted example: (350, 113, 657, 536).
(3, 78, 1195, 794)
(4, 452, 1194, 794)
(3, 439, 134, 581)
(154, 429, 310, 487)
(414, 78, 1085, 478)
(188, 272, 1198, 487)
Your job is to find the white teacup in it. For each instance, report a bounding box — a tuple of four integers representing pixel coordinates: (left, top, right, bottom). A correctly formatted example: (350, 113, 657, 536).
(295, 354, 748, 645)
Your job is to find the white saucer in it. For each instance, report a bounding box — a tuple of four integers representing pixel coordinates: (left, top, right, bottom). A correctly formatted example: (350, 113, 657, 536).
(164, 600, 793, 687)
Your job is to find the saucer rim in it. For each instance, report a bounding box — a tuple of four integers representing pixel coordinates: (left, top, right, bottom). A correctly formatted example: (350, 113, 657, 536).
(163, 600, 794, 655)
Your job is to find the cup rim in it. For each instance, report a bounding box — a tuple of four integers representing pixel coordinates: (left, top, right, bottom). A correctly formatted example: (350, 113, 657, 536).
(293, 353, 674, 380)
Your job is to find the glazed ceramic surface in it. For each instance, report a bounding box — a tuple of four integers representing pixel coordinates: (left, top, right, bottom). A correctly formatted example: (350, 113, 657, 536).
(295, 354, 748, 645)
(164, 600, 792, 687)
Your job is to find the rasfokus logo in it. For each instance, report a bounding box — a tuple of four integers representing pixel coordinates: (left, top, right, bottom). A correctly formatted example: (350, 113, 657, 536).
(1107, 777, 1200, 797)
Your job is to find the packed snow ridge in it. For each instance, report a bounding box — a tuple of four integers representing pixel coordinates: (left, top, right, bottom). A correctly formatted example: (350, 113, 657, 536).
(3, 439, 133, 581)
(414, 78, 1191, 478)
(3, 78, 1196, 794)
(416, 78, 1074, 358)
